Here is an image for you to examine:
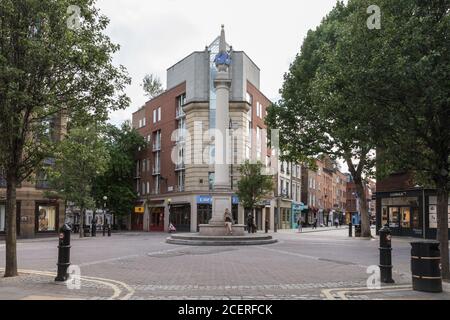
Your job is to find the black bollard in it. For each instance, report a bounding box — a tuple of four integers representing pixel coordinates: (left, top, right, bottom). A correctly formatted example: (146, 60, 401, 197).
(102, 224, 106, 236)
(107, 224, 111, 237)
(348, 222, 352, 237)
(55, 224, 72, 282)
(379, 224, 395, 283)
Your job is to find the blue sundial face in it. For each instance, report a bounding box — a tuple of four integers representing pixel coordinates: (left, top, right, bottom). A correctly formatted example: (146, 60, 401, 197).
(214, 52, 231, 66)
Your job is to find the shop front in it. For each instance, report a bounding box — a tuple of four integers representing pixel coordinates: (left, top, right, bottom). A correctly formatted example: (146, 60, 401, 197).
(0, 202, 21, 236)
(376, 188, 450, 239)
(196, 195, 239, 231)
(292, 202, 307, 228)
(170, 203, 191, 232)
(149, 205, 165, 232)
(35, 201, 59, 235)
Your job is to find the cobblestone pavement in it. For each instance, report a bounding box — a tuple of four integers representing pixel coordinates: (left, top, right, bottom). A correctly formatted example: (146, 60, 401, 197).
(1, 229, 449, 300)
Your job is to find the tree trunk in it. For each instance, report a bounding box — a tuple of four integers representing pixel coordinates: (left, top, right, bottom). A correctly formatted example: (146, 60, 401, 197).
(79, 208, 84, 238)
(4, 171, 18, 277)
(436, 186, 449, 280)
(355, 179, 371, 238)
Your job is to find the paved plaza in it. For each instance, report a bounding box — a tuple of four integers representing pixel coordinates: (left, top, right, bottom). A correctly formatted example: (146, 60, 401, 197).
(1, 228, 449, 300)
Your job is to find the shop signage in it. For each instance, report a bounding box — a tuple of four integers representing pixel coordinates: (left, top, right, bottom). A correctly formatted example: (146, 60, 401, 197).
(197, 196, 212, 205)
(390, 192, 407, 197)
(134, 207, 145, 214)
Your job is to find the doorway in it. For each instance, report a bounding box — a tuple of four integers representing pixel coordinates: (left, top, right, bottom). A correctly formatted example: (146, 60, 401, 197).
(150, 208, 164, 232)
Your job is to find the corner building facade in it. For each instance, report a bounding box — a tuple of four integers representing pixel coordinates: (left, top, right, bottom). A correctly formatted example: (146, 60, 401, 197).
(132, 32, 274, 232)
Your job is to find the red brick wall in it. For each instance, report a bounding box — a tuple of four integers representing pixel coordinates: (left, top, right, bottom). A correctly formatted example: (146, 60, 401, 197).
(133, 82, 186, 195)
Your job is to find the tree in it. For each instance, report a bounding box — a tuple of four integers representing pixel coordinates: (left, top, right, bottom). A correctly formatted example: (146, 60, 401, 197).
(46, 126, 109, 238)
(354, 0, 450, 279)
(91, 121, 146, 228)
(236, 161, 274, 218)
(0, 0, 130, 277)
(142, 74, 164, 99)
(266, 1, 382, 238)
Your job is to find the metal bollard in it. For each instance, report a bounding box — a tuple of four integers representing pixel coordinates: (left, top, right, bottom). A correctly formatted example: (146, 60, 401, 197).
(379, 224, 395, 283)
(55, 224, 72, 282)
(107, 224, 111, 237)
(348, 222, 352, 237)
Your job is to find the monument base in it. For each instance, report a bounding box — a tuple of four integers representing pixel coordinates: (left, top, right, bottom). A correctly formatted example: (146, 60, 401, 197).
(199, 224, 246, 236)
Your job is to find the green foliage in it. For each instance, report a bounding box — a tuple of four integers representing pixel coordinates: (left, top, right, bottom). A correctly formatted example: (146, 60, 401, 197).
(91, 121, 146, 217)
(142, 74, 164, 99)
(46, 126, 110, 211)
(0, 0, 130, 181)
(236, 161, 274, 211)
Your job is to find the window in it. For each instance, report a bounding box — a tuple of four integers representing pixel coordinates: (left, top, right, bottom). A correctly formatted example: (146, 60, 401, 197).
(208, 172, 215, 191)
(37, 205, 56, 232)
(389, 207, 399, 228)
(142, 182, 146, 195)
(401, 207, 411, 228)
(256, 127, 262, 160)
(246, 92, 253, 105)
(256, 102, 263, 118)
(154, 176, 160, 194)
(147, 182, 150, 195)
(158, 107, 161, 122)
(0, 204, 5, 232)
(153, 110, 157, 123)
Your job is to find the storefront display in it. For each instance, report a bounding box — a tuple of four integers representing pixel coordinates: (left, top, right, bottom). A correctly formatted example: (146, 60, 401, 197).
(37, 205, 56, 232)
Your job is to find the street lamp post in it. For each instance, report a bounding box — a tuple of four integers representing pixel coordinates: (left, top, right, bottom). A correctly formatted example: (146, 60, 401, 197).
(103, 196, 108, 236)
(167, 198, 172, 232)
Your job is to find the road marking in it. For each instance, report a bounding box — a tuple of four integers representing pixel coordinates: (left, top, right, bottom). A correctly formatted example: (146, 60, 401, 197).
(0, 268, 133, 300)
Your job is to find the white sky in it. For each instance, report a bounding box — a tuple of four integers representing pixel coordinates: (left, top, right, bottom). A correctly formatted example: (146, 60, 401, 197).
(96, 0, 341, 125)
(96, 0, 349, 173)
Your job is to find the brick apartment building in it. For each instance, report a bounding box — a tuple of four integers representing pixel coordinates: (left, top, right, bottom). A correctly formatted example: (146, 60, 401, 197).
(301, 158, 347, 226)
(132, 30, 275, 233)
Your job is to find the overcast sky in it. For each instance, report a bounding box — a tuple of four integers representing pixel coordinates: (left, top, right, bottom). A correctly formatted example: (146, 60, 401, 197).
(96, 0, 341, 126)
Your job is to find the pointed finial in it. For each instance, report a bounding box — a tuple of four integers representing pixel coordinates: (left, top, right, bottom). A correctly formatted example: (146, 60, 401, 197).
(219, 25, 226, 54)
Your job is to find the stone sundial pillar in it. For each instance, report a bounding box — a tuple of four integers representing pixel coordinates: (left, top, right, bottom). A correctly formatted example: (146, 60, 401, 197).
(209, 25, 232, 226)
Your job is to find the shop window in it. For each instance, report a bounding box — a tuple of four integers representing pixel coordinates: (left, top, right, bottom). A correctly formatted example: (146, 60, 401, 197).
(37, 205, 57, 232)
(0, 204, 5, 232)
(381, 206, 388, 226)
(388, 207, 399, 228)
(412, 207, 420, 229)
(401, 207, 411, 228)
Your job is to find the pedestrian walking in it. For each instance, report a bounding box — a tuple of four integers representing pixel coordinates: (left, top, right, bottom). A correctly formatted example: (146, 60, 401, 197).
(334, 217, 339, 228)
(247, 214, 254, 234)
(224, 209, 233, 236)
(297, 217, 303, 233)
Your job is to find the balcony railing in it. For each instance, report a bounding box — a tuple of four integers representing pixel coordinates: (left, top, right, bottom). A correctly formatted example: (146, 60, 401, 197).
(175, 161, 185, 171)
(152, 167, 161, 175)
(176, 107, 186, 119)
(153, 142, 161, 152)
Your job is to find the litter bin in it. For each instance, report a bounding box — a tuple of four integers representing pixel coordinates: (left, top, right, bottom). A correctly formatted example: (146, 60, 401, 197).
(355, 225, 361, 237)
(411, 241, 442, 293)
